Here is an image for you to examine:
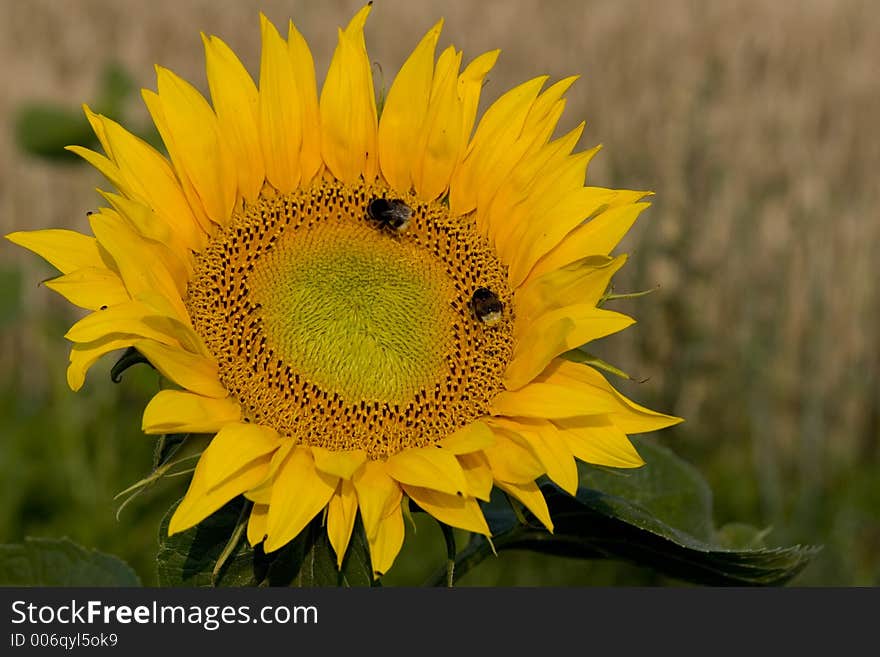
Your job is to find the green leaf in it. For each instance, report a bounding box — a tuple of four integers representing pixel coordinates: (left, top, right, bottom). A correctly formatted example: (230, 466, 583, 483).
(13, 104, 97, 162)
(0, 538, 141, 586)
(473, 438, 818, 586)
(579, 439, 715, 542)
(157, 498, 260, 586)
(156, 497, 373, 587)
(12, 62, 160, 162)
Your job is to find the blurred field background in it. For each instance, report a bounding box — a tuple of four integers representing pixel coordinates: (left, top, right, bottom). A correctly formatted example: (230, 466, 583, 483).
(1, 0, 877, 585)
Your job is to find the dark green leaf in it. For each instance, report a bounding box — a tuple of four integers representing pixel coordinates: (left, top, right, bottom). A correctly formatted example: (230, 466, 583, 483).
(0, 538, 141, 586)
(579, 438, 715, 542)
(156, 498, 373, 587)
(157, 498, 261, 586)
(473, 438, 818, 586)
(13, 104, 97, 161)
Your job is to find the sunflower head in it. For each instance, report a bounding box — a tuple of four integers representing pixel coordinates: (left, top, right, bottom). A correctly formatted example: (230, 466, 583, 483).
(7, 4, 681, 578)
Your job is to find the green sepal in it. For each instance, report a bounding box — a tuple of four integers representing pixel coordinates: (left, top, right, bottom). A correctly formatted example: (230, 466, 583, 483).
(111, 346, 153, 384)
(561, 348, 637, 381)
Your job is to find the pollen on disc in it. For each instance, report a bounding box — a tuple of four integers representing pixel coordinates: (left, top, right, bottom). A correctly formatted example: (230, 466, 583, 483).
(248, 221, 453, 401)
(185, 180, 515, 459)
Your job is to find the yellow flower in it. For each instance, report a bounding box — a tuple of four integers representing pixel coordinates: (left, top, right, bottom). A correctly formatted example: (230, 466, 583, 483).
(8, 5, 681, 577)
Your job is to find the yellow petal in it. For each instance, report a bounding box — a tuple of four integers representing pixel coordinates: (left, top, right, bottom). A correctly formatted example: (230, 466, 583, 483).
(515, 254, 627, 322)
(327, 480, 358, 568)
(438, 421, 495, 454)
(98, 110, 206, 246)
(65, 145, 127, 196)
(554, 416, 645, 468)
(504, 305, 635, 391)
(412, 46, 464, 201)
(535, 360, 683, 434)
(507, 186, 615, 288)
(402, 485, 490, 536)
(64, 300, 188, 347)
(497, 480, 553, 532)
(142, 389, 241, 434)
(449, 76, 547, 216)
(527, 202, 652, 283)
(477, 122, 585, 246)
(203, 33, 265, 202)
(368, 502, 405, 578)
(88, 209, 188, 322)
(482, 427, 545, 483)
(473, 78, 575, 215)
(386, 448, 468, 496)
(311, 447, 367, 480)
(456, 50, 499, 155)
(523, 76, 579, 135)
(155, 66, 237, 226)
(100, 192, 162, 241)
(264, 447, 338, 552)
(490, 381, 619, 419)
(83, 104, 112, 153)
(169, 453, 271, 535)
(259, 13, 302, 193)
(199, 422, 283, 490)
(243, 441, 295, 505)
(141, 89, 214, 238)
(493, 145, 601, 239)
(490, 417, 578, 495)
(43, 267, 129, 311)
(483, 426, 544, 483)
(378, 19, 443, 192)
(6, 229, 105, 275)
(320, 5, 378, 184)
(98, 191, 190, 276)
(458, 452, 493, 501)
(67, 336, 133, 391)
(247, 503, 269, 546)
(133, 339, 227, 398)
(287, 20, 322, 184)
(352, 460, 401, 541)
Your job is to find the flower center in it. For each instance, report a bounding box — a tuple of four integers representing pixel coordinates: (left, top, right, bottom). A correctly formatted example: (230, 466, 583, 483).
(247, 222, 453, 401)
(186, 180, 514, 459)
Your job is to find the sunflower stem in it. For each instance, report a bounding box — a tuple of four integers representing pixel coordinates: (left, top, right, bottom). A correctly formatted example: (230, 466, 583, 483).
(212, 500, 252, 586)
(437, 522, 457, 587)
(425, 532, 496, 587)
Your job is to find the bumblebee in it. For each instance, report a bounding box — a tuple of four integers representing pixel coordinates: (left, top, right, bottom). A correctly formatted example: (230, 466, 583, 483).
(471, 287, 503, 326)
(366, 197, 412, 233)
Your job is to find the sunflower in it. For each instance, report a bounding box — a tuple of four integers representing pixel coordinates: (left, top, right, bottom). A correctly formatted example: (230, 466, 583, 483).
(8, 5, 681, 578)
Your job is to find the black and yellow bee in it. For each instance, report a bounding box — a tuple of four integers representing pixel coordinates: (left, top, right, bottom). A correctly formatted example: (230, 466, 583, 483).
(366, 197, 412, 233)
(471, 287, 503, 326)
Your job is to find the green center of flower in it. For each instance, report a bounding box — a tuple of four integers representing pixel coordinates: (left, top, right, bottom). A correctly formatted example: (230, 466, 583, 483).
(186, 180, 515, 459)
(247, 223, 453, 401)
